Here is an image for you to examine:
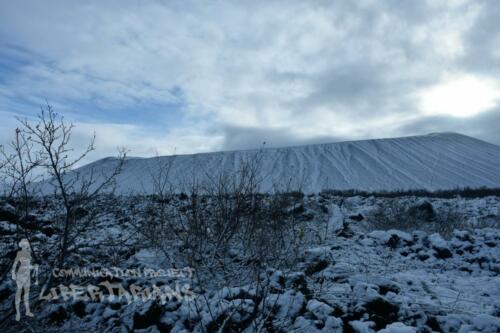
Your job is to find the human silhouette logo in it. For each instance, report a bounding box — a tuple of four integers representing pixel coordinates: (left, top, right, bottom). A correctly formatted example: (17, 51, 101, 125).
(12, 238, 38, 321)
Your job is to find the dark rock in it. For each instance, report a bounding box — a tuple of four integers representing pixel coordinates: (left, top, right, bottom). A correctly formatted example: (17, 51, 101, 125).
(0, 203, 17, 223)
(363, 297, 399, 330)
(72, 301, 87, 318)
(459, 266, 472, 273)
(285, 272, 310, 296)
(387, 234, 401, 249)
(0, 284, 11, 303)
(426, 316, 441, 332)
(453, 230, 474, 243)
(463, 245, 475, 253)
(349, 214, 364, 222)
(267, 270, 285, 292)
(133, 301, 162, 330)
(485, 241, 496, 248)
(377, 282, 401, 296)
(110, 301, 122, 310)
(336, 222, 354, 238)
(386, 231, 413, 249)
(475, 256, 489, 269)
(433, 247, 452, 259)
(48, 305, 68, 323)
(305, 260, 329, 276)
(41, 226, 59, 237)
(290, 204, 305, 215)
(429, 234, 453, 259)
(418, 253, 430, 261)
(157, 318, 174, 333)
(4, 249, 17, 261)
(341, 314, 362, 333)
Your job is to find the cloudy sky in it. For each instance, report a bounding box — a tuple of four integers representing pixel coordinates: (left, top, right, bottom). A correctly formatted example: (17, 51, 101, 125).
(1, 0, 499, 161)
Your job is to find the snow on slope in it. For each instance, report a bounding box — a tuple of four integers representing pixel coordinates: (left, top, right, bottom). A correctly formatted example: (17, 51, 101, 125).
(69, 132, 500, 194)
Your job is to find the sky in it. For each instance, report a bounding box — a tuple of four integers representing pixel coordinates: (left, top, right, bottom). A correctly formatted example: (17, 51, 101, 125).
(1, 0, 500, 162)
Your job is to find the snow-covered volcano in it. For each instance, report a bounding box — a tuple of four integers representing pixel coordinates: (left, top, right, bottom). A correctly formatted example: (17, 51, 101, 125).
(72, 132, 500, 194)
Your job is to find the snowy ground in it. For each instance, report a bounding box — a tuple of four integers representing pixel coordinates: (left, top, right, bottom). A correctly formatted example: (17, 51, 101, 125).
(0, 194, 499, 332)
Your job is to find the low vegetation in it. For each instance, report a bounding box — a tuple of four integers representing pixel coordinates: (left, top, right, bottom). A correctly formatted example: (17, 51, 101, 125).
(321, 187, 500, 199)
(366, 199, 467, 238)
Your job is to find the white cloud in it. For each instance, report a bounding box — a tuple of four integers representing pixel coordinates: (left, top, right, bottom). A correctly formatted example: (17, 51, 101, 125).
(0, 111, 222, 166)
(1, 0, 500, 157)
(419, 73, 500, 118)
(72, 121, 223, 163)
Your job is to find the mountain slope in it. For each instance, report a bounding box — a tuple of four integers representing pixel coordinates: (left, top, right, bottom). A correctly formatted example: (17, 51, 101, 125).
(73, 132, 500, 194)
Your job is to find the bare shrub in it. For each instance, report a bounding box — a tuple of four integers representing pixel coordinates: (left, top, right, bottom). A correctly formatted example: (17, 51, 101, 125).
(127, 153, 178, 264)
(432, 209, 467, 238)
(13, 104, 127, 279)
(472, 215, 500, 229)
(367, 200, 417, 231)
(367, 199, 467, 238)
(175, 150, 306, 284)
(0, 127, 42, 259)
(126, 148, 309, 331)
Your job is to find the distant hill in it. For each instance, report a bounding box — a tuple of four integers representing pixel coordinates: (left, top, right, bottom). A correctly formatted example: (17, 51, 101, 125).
(53, 133, 500, 194)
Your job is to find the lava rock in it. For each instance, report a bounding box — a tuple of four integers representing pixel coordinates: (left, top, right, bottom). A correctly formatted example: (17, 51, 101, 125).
(349, 214, 364, 222)
(429, 234, 453, 259)
(47, 305, 68, 324)
(72, 300, 87, 318)
(0, 203, 17, 223)
(363, 297, 400, 330)
(133, 301, 163, 330)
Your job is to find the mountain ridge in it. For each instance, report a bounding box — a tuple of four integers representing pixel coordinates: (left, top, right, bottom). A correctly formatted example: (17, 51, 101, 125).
(87, 132, 500, 162)
(70, 132, 500, 194)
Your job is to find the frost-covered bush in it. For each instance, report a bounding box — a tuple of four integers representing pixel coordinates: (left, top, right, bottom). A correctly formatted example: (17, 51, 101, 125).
(128, 149, 309, 290)
(367, 199, 467, 238)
